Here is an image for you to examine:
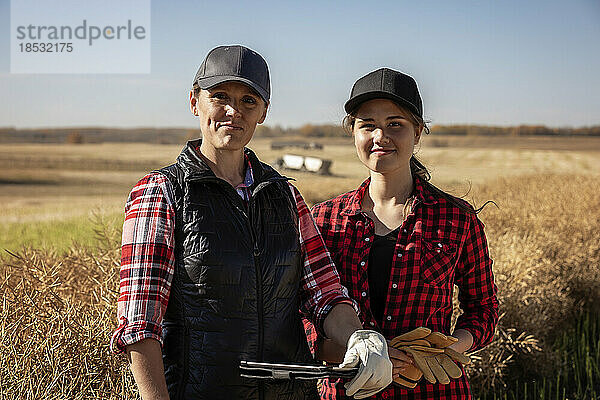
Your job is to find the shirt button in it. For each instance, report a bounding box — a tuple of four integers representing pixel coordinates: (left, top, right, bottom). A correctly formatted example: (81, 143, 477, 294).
(386, 316, 392, 321)
(392, 283, 398, 289)
(437, 249, 441, 253)
(403, 229, 407, 233)
(437, 243, 443, 248)
(370, 321, 375, 326)
(397, 253, 402, 258)
(361, 291, 367, 297)
(365, 237, 370, 242)
(360, 261, 366, 266)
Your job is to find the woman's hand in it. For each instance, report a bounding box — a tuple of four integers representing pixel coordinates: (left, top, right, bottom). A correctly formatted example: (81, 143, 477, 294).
(339, 330, 393, 399)
(448, 329, 474, 354)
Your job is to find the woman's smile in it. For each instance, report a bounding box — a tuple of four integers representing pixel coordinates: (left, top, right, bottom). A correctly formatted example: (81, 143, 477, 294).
(217, 121, 243, 131)
(371, 147, 396, 156)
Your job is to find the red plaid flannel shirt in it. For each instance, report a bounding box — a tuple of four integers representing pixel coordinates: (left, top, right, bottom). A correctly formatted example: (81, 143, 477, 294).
(111, 157, 356, 353)
(305, 176, 499, 400)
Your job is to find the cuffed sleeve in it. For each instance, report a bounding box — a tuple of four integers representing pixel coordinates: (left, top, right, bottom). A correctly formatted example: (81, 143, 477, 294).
(110, 316, 164, 354)
(110, 173, 176, 355)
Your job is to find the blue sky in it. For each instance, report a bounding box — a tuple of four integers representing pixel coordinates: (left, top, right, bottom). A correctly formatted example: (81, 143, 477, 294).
(1, 0, 599, 128)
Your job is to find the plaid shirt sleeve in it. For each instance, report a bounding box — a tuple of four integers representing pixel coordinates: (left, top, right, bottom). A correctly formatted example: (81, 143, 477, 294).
(454, 214, 499, 351)
(289, 183, 358, 334)
(110, 172, 176, 354)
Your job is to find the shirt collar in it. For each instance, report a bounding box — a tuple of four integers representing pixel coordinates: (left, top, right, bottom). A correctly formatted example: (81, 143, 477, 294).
(181, 139, 280, 184)
(340, 175, 437, 217)
(184, 140, 256, 186)
(340, 178, 370, 216)
(236, 154, 254, 189)
(413, 175, 438, 206)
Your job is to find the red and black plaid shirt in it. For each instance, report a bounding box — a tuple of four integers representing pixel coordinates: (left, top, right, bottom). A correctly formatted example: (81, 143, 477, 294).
(306, 176, 499, 400)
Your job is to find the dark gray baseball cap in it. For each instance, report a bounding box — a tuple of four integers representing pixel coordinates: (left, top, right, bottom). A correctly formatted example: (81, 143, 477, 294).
(344, 68, 422, 118)
(192, 45, 271, 103)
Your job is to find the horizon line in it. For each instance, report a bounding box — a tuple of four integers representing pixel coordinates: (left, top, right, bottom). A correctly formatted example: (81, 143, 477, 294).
(2, 122, 600, 131)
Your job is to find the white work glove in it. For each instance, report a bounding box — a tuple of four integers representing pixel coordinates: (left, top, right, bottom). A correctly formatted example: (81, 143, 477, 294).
(339, 330, 393, 399)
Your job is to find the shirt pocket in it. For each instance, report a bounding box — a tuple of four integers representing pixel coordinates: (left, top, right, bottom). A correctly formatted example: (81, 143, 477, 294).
(420, 238, 458, 287)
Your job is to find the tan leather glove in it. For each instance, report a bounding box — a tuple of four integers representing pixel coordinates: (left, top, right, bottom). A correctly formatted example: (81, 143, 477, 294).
(399, 346, 452, 384)
(393, 364, 422, 389)
(390, 327, 432, 344)
(389, 328, 471, 386)
(421, 331, 471, 378)
(388, 327, 431, 388)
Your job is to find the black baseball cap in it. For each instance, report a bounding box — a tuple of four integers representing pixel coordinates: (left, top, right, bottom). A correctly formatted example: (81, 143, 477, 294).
(344, 68, 422, 118)
(192, 45, 271, 103)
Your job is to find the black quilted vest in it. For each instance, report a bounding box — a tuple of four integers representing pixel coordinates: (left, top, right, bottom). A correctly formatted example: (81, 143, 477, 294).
(157, 140, 317, 400)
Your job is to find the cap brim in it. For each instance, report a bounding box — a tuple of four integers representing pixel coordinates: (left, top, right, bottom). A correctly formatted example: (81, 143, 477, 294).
(344, 91, 420, 116)
(195, 75, 269, 103)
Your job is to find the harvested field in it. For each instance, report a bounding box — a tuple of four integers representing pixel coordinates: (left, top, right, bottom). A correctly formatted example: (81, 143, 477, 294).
(1, 136, 599, 398)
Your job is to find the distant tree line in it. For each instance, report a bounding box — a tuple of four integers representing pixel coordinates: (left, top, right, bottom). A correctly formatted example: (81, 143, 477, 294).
(0, 127, 197, 144)
(254, 124, 600, 137)
(429, 124, 600, 136)
(255, 124, 347, 137)
(0, 124, 599, 144)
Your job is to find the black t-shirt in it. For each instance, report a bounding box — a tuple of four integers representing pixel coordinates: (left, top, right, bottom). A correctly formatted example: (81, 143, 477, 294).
(367, 227, 399, 323)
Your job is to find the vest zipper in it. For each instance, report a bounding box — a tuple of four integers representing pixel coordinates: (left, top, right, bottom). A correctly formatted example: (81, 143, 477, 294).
(246, 198, 265, 363)
(246, 199, 266, 400)
(188, 176, 288, 352)
(249, 179, 290, 400)
(246, 179, 288, 366)
(187, 175, 289, 398)
(247, 178, 288, 365)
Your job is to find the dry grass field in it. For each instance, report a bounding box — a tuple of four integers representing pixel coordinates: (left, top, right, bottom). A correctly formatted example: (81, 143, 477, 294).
(1, 134, 600, 399)
(2, 135, 599, 251)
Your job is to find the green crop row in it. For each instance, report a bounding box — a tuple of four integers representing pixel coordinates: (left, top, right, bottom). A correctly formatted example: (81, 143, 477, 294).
(477, 311, 600, 400)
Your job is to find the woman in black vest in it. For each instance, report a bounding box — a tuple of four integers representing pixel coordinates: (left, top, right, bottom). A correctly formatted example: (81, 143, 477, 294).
(111, 46, 394, 400)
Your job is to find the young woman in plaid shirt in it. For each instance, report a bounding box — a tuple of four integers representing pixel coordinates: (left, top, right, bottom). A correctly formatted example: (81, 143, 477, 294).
(306, 68, 499, 399)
